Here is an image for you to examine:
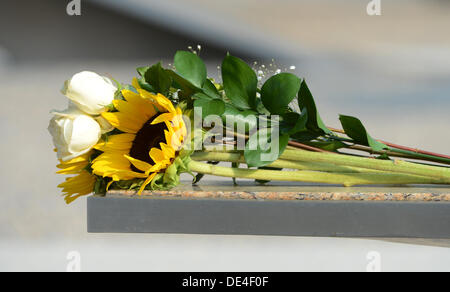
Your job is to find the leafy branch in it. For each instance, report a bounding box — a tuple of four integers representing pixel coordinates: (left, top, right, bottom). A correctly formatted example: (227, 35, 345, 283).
(133, 50, 450, 187)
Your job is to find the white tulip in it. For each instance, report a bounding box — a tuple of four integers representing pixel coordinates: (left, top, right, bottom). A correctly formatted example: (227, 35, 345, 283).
(62, 71, 116, 115)
(48, 108, 101, 161)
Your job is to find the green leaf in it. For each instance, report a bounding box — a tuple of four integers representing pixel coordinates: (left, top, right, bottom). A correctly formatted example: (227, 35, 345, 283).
(280, 111, 308, 135)
(222, 55, 257, 110)
(163, 163, 179, 185)
(192, 92, 212, 100)
(298, 80, 331, 135)
(93, 176, 109, 195)
(174, 51, 207, 88)
(339, 115, 388, 152)
(290, 130, 321, 142)
(377, 153, 391, 160)
(244, 128, 289, 167)
(202, 78, 221, 99)
(305, 141, 347, 152)
(223, 104, 258, 133)
(261, 73, 301, 115)
(166, 70, 201, 97)
(150, 173, 167, 190)
(194, 98, 226, 118)
(137, 66, 150, 77)
(256, 98, 271, 115)
(144, 63, 172, 95)
(137, 78, 155, 93)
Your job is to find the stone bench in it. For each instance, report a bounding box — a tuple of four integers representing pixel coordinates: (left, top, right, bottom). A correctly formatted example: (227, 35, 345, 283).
(87, 181, 450, 241)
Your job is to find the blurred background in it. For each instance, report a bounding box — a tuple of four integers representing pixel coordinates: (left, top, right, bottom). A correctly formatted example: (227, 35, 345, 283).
(0, 0, 449, 271)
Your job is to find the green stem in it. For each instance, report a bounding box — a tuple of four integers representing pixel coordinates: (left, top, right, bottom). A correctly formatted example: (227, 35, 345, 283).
(338, 143, 450, 165)
(387, 147, 450, 165)
(191, 151, 383, 173)
(188, 160, 447, 186)
(196, 148, 450, 182)
(280, 149, 450, 182)
(327, 127, 450, 165)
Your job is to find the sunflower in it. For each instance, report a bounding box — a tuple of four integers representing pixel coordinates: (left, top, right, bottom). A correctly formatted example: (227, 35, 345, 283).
(57, 152, 96, 204)
(92, 78, 187, 194)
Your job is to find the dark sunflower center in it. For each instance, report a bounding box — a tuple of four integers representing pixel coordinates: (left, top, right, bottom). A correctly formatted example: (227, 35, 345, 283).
(129, 114, 168, 173)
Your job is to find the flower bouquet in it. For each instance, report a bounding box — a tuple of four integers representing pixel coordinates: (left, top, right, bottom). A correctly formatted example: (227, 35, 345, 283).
(49, 49, 450, 204)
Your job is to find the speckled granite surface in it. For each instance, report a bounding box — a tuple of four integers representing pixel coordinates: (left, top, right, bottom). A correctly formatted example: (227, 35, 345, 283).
(107, 181, 450, 202)
(94, 181, 450, 239)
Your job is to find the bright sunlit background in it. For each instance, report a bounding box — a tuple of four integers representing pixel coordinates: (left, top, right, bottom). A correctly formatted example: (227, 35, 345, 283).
(0, 0, 449, 271)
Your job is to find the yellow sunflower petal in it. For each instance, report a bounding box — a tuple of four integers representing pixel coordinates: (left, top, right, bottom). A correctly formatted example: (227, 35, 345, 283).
(137, 89, 166, 113)
(59, 177, 92, 189)
(171, 108, 185, 130)
(57, 160, 87, 170)
(122, 91, 157, 119)
(92, 152, 150, 181)
(101, 112, 143, 134)
(132, 77, 141, 90)
(60, 154, 90, 165)
(92, 154, 130, 176)
(147, 161, 169, 173)
(160, 143, 175, 160)
(138, 172, 157, 195)
(124, 155, 153, 173)
(164, 125, 182, 150)
(104, 169, 148, 181)
(164, 130, 174, 148)
(106, 181, 114, 191)
(113, 100, 152, 121)
(65, 194, 87, 204)
(108, 133, 136, 143)
(58, 171, 96, 204)
(92, 152, 130, 165)
(177, 121, 187, 139)
(94, 133, 135, 152)
(121, 89, 139, 100)
(95, 142, 132, 152)
(151, 113, 174, 125)
(149, 148, 166, 164)
(153, 93, 176, 113)
(56, 164, 87, 174)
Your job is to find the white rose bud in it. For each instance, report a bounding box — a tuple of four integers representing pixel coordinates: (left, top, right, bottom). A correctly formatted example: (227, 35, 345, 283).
(62, 71, 116, 115)
(48, 108, 101, 161)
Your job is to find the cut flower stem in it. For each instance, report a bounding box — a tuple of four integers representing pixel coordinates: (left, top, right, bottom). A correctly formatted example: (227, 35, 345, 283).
(188, 160, 447, 186)
(190, 150, 450, 185)
(280, 149, 450, 182)
(191, 151, 383, 173)
(327, 127, 450, 165)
